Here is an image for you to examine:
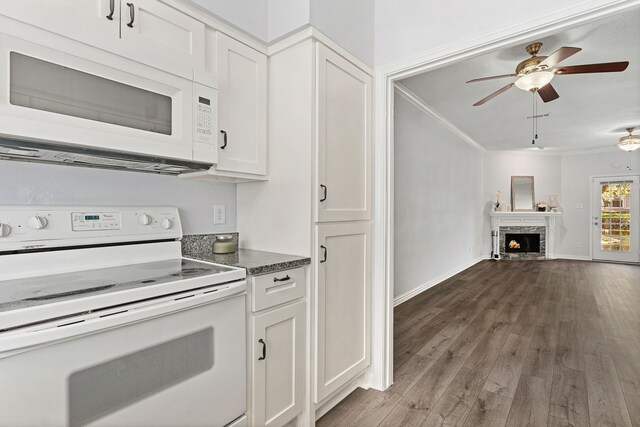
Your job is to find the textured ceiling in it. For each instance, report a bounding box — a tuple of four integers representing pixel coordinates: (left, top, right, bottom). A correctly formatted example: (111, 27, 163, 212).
(399, 8, 640, 152)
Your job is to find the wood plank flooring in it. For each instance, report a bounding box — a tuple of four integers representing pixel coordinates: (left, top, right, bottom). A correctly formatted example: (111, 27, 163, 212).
(317, 259, 640, 427)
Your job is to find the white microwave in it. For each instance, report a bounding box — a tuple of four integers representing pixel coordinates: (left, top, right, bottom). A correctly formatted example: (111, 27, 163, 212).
(0, 31, 218, 171)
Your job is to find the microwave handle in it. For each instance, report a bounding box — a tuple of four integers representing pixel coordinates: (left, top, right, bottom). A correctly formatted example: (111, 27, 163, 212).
(220, 130, 228, 149)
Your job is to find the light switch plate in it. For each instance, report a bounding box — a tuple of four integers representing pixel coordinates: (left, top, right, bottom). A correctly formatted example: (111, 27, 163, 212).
(214, 204, 226, 225)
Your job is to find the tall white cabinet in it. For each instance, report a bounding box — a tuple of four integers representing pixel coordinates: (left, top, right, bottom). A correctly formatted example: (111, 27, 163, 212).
(237, 30, 372, 421)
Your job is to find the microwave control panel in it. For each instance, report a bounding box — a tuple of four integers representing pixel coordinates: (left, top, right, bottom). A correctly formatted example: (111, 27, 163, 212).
(194, 84, 217, 145)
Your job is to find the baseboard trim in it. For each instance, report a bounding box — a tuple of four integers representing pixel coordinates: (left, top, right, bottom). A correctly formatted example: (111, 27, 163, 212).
(314, 370, 369, 421)
(393, 257, 485, 307)
(554, 254, 592, 261)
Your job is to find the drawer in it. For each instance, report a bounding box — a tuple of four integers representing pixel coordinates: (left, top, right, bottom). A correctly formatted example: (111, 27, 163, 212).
(251, 268, 305, 312)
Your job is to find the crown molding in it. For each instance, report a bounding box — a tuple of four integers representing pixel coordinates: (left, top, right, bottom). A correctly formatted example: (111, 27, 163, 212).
(394, 83, 486, 153)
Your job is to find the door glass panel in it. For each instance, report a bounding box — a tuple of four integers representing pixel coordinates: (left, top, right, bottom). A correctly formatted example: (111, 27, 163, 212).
(10, 52, 172, 135)
(600, 181, 631, 252)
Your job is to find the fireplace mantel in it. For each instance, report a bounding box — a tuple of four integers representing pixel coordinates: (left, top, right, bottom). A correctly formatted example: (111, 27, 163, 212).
(490, 211, 561, 259)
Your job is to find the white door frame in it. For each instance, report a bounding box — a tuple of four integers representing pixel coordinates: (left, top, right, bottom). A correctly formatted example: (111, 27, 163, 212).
(589, 173, 640, 262)
(370, 0, 640, 391)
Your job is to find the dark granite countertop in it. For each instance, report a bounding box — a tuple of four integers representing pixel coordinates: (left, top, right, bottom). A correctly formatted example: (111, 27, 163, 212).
(181, 234, 310, 275)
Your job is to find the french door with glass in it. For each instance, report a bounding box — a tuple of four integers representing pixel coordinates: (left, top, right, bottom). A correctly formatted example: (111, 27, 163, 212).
(592, 176, 639, 263)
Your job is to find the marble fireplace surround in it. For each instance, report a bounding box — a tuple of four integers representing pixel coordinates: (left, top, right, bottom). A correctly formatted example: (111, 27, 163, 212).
(490, 211, 561, 259)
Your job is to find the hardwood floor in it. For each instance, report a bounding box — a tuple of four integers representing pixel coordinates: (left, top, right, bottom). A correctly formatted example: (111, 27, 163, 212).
(317, 259, 640, 427)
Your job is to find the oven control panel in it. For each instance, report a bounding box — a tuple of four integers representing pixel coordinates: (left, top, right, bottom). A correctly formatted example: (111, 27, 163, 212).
(0, 206, 182, 251)
(72, 212, 121, 231)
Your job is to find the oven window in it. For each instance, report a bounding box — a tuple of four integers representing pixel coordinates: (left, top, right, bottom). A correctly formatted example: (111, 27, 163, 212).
(68, 328, 213, 427)
(9, 52, 172, 135)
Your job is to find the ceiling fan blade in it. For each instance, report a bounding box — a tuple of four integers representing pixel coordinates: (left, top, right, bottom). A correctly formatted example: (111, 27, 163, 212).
(539, 46, 581, 68)
(554, 61, 629, 75)
(537, 83, 559, 103)
(466, 73, 516, 83)
(473, 83, 515, 106)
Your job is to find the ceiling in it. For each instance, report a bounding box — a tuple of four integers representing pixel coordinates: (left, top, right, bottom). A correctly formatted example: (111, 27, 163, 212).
(399, 8, 640, 152)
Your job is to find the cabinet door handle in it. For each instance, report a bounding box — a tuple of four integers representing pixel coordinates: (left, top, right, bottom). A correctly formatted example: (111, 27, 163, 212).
(320, 184, 327, 202)
(273, 275, 290, 282)
(126, 3, 135, 28)
(220, 130, 228, 149)
(258, 339, 266, 360)
(106, 0, 115, 20)
(320, 245, 327, 263)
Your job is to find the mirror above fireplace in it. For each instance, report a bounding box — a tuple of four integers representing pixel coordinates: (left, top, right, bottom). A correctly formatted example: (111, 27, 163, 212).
(511, 176, 535, 211)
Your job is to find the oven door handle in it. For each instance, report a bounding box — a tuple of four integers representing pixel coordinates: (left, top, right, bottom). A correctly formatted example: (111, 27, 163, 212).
(0, 283, 246, 357)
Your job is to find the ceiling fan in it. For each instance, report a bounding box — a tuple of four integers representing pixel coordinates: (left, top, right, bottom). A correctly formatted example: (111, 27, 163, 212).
(467, 42, 629, 106)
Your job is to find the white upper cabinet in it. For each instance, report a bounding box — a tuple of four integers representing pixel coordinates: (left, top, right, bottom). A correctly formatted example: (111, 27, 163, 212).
(316, 44, 372, 222)
(215, 32, 267, 176)
(1, 0, 119, 44)
(118, 0, 205, 76)
(0, 0, 205, 81)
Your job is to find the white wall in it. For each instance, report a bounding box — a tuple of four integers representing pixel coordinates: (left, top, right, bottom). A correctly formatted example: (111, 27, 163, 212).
(309, 0, 375, 66)
(0, 161, 237, 235)
(267, 0, 309, 41)
(184, 0, 268, 41)
(483, 151, 562, 254)
(559, 150, 640, 258)
(482, 149, 640, 258)
(374, 0, 625, 66)
(394, 93, 484, 300)
(184, 0, 375, 66)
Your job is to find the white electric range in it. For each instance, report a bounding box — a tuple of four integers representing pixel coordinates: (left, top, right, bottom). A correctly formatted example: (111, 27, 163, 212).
(0, 206, 247, 427)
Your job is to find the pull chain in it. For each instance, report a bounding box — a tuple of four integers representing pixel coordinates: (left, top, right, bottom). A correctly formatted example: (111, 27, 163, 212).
(531, 92, 536, 144)
(531, 91, 539, 145)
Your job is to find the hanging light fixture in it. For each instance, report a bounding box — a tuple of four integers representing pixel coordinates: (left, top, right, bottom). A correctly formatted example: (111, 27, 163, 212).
(617, 128, 640, 151)
(514, 71, 555, 92)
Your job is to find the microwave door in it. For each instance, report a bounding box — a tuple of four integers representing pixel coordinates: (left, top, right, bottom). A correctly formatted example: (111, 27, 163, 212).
(0, 32, 200, 164)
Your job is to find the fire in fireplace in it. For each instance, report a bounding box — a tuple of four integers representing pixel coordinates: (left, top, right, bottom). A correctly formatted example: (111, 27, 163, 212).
(505, 233, 541, 253)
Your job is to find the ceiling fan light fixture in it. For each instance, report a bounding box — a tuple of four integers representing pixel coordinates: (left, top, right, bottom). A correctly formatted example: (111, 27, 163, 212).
(617, 128, 640, 151)
(514, 71, 555, 92)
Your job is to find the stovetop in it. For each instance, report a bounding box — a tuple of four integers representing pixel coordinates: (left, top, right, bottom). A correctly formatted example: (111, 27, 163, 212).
(0, 258, 237, 314)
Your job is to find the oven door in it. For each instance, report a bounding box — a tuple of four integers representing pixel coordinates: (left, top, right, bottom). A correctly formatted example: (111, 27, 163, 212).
(0, 287, 246, 427)
(0, 31, 216, 164)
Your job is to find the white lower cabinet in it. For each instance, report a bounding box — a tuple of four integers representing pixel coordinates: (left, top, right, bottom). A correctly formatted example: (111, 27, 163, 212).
(249, 269, 306, 427)
(315, 222, 371, 402)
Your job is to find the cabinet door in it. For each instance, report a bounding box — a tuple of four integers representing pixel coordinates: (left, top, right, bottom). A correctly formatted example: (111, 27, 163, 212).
(215, 32, 267, 176)
(316, 44, 372, 222)
(315, 222, 371, 402)
(119, 0, 205, 76)
(1, 0, 119, 43)
(252, 301, 305, 427)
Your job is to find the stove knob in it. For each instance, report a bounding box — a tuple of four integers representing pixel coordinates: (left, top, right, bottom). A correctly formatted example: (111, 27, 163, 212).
(138, 214, 152, 225)
(0, 223, 11, 237)
(28, 216, 48, 230)
(161, 218, 173, 230)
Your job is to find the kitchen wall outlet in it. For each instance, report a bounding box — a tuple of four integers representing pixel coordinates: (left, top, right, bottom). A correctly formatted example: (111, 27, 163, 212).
(214, 204, 226, 225)
(576, 203, 584, 209)
(576, 242, 582, 248)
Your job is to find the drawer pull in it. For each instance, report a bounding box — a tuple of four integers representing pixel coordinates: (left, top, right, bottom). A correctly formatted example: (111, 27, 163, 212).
(126, 3, 135, 28)
(258, 339, 267, 360)
(106, 0, 115, 20)
(273, 275, 291, 282)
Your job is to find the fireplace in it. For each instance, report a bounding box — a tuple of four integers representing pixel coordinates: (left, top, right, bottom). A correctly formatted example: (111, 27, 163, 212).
(490, 212, 559, 260)
(505, 233, 540, 253)
(498, 226, 547, 260)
